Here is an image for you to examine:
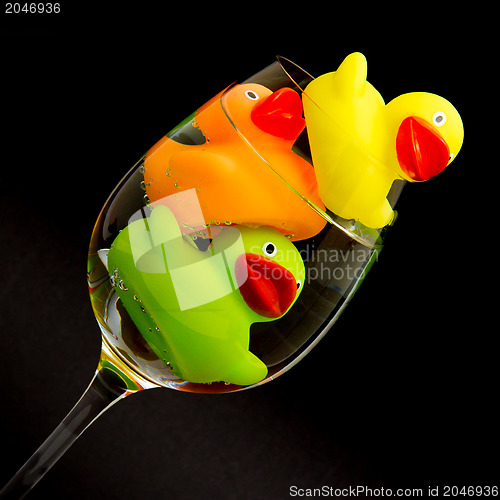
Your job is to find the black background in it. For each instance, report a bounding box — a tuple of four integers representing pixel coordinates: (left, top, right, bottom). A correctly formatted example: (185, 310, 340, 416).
(1, 5, 497, 499)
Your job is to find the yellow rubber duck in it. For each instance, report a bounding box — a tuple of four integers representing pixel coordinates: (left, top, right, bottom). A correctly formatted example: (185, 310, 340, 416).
(302, 52, 464, 228)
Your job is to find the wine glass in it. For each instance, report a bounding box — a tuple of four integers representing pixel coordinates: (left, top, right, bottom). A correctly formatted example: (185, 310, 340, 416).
(0, 55, 435, 498)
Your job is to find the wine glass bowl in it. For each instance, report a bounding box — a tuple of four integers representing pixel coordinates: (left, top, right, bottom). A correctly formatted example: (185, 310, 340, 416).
(87, 57, 386, 394)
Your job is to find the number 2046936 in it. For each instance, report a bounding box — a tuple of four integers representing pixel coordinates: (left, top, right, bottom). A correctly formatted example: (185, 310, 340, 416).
(5, 2, 60, 13)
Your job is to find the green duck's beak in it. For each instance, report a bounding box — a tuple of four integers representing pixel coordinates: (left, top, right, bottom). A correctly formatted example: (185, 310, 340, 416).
(235, 253, 297, 318)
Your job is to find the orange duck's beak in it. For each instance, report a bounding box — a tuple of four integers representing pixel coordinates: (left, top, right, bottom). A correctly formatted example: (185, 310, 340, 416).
(251, 87, 305, 141)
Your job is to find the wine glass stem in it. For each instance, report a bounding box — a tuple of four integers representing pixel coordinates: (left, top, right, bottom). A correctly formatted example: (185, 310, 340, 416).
(0, 369, 130, 499)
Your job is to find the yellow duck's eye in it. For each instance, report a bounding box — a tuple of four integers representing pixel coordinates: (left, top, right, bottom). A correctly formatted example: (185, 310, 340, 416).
(296, 279, 302, 290)
(432, 111, 447, 127)
(245, 90, 260, 101)
(263, 242, 277, 257)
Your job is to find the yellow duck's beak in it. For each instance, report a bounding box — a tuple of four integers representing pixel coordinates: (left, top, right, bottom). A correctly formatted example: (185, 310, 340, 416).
(396, 116, 450, 181)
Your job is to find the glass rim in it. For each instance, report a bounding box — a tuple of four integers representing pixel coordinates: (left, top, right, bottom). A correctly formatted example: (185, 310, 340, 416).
(275, 54, 316, 92)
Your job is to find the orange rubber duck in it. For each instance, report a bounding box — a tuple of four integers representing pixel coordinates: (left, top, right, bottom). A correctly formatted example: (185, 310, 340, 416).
(143, 83, 326, 241)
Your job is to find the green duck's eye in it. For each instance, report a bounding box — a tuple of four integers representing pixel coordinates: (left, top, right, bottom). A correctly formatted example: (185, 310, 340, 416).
(263, 242, 277, 257)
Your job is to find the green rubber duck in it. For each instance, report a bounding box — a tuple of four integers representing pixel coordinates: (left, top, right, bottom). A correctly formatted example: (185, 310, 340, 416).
(107, 204, 305, 386)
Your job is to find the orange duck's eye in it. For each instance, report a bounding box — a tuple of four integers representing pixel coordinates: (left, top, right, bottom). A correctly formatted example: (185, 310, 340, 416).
(245, 90, 260, 101)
